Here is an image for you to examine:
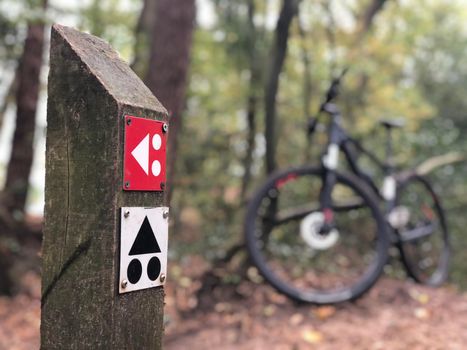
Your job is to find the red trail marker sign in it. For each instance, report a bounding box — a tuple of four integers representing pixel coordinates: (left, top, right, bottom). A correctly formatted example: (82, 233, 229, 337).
(123, 115, 167, 191)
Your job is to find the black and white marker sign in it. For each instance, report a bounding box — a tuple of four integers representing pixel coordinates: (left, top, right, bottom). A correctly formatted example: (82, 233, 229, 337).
(119, 207, 168, 294)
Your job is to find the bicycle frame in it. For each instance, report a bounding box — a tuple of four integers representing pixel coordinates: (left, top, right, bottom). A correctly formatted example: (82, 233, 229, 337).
(317, 102, 438, 245)
(318, 102, 399, 223)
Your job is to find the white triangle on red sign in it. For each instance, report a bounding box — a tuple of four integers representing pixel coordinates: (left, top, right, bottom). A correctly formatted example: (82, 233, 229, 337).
(131, 133, 149, 175)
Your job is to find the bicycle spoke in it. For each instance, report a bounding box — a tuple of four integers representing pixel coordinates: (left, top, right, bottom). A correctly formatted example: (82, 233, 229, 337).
(245, 167, 388, 304)
(396, 175, 450, 285)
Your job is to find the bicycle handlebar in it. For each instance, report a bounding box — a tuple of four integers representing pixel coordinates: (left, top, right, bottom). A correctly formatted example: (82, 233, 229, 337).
(321, 67, 348, 108)
(307, 67, 348, 136)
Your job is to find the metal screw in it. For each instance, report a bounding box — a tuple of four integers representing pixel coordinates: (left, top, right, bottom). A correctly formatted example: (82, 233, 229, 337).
(127, 118, 132, 126)
(162, 123, 168, 133)
(124, 210, 130, 218)
(125, 181, 130, 189)
(160, 274, 166, 283)
(163, 210, 169, 219)
(121, 280, 128, 289)
(160, 182, 165, 190)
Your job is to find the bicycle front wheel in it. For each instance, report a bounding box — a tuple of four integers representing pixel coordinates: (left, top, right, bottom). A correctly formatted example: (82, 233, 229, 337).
(395, 175, 450, 286)
(244, 166, 389, 304)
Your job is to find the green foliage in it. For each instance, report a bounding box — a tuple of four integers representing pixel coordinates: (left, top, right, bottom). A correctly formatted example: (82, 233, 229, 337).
(2, 0, 467, 288)
(172, 27, 246, 259)
(0, 12, 21, 63)
(77, 0, 140, 60)
(0, 0, 48, 86)
(169, 0, 467, 289)
(412, 7, 467, 128)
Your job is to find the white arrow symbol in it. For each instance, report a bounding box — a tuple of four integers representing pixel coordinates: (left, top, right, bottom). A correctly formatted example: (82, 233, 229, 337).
(131, 134, 149, 175)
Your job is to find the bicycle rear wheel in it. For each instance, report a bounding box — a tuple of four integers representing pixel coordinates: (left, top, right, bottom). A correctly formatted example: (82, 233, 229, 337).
(244, 166, 389, 304)
(395, 175, 450, 286)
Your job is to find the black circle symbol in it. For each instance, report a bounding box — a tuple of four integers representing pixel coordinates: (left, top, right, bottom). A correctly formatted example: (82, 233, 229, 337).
(147, 257, 161, 281)
(127, 259, 142, 284)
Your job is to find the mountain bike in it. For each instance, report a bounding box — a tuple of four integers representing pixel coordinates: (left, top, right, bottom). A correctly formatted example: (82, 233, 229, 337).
(244, 70, 451, 304)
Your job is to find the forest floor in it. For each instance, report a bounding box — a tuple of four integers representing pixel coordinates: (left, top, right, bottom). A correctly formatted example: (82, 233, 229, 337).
(1, 254, 467, 350)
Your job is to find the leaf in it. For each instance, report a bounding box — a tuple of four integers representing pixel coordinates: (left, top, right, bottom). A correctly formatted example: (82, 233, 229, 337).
(313, 306, 336, 320)
(247, 267, 263, 284)
(302, 329, 324, 344)
(414, 307, 430, 319)
(263, 304, 276, 317)
(269, 292, 287, 305)
(409, 289, 430, 304)
(179, 277, 192, 288)
(417, 293, 430, 305)
(214, 302, 232, 313)
(289, 313, 304, 326)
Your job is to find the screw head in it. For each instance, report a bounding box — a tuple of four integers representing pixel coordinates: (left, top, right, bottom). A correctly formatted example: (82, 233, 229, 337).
(163, 210, 169, 219)
(124, 181, 130, 189)
(160, 273, 166, 283)
(162, 123, 168, 133)
(160, 182, 165, 190)
(121, 280, 128, 288)
(126, 118, 132, 126)
(124, 210, 130, 218)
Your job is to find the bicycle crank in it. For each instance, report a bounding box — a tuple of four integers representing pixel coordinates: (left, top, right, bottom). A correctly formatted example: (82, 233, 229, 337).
(300, 212, 339, 250)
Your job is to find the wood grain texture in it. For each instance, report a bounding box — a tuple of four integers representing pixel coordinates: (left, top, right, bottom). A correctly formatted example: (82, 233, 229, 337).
(41, 24, 168, 349)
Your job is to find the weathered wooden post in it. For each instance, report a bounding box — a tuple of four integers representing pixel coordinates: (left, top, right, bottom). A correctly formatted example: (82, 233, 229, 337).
(41, 24, 168, 349)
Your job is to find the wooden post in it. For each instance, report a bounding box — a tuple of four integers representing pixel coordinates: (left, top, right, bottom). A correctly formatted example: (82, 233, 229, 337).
(41, 24, 168, 349)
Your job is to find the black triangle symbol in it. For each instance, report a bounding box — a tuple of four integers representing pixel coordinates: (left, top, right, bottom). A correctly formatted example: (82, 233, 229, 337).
(129, 216, 161, 255)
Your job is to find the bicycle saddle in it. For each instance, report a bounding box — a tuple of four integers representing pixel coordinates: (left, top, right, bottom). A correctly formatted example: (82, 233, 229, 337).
(379, 118, 405, 129)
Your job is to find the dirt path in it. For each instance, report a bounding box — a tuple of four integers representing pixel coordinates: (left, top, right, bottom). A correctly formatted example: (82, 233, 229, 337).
(164, 277, 467, 350)
(1, 262, 466, 350)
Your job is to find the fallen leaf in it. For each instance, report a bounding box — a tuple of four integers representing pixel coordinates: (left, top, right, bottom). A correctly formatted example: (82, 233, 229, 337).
(247, 267, 263, 284)
(302, 328, 324, 344)
(414, 307, 430, 319)
(314, 306, 336, 320)
(409, 289, 430, 304)
(215, 302, 232, 313)
(170, 265, 182, 279)
(263, 304, 276, 317)
(417, 293, 430, 304)
(179, 276, 192, 288)
(269, 292, 287, 305)
(290, 313, 304, 326)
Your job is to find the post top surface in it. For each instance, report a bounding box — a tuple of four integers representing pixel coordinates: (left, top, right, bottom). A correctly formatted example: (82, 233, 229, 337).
(52, 24, 167, 116)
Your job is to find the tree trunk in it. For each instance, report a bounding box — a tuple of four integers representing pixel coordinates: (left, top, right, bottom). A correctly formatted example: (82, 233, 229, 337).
(240, 0, 260, 200)
(361, 0, 390, 34)
(3, 0, 47, 219)
(297, 16, 314, 162)
(144, 0, 196, 206)
(130, 0, 158, 78)
(0, 0, 47, 296)
(241, 96, 258, 200)
(353, 0, 390, 45)
(264, 0, 300, 175)
(0, 75, 18, 132)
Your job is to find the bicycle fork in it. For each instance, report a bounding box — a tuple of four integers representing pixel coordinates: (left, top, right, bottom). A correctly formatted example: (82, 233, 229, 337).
(319, 143, 340, 233)
(317, 107, 344, 233)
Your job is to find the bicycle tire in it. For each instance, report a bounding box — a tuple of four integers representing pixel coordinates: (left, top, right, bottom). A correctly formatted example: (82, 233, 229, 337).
(396, 174, 450, 286)
(244, 166, 389, 304)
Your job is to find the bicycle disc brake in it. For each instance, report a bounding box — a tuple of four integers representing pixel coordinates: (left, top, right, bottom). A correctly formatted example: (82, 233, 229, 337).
(387, 206, 411, 229)
(300, 212, 339, 250)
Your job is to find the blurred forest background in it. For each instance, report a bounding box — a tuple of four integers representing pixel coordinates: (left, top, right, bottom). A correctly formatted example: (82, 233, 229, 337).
(0, 0, 467, 300)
